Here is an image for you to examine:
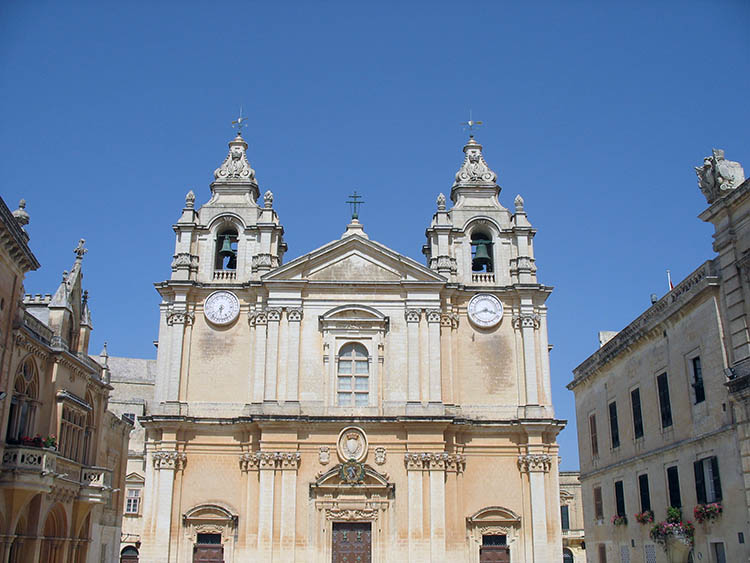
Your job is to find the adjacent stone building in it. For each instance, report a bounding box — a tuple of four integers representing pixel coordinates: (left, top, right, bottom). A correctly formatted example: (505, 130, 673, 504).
(568, 150, 750, 563)
(0, 197, 131, 563)
(109, 129, 566, 562)
(560, 471, 585, 563)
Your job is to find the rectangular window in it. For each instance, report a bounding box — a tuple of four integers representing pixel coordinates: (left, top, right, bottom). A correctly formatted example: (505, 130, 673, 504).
(614, 480, 626, 517)
(667, 465, 681, 508)
(692, 356, 706, 404)
(598, 544, 607, 563)
(631, 388, 644, 439)
(609, 401, 620, 449)
(561, 505, 570, 530)
(657, 373, 673, 428)
(594, 486, 604, 520)
(590, 414, 599, 457)
(638, 474, 651, 512)
(125, 488, 141, 514)
(694, 456, 723, 503)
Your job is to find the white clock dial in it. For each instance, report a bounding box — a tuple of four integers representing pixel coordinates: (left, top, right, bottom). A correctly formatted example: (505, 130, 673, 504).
(467, 293, 504, 328)
(204, 291, 240, 326)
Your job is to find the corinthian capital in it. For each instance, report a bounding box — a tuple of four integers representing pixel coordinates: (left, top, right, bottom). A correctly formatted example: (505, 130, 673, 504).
(152, 451, 187, 471)
(517, 454, 551, 473)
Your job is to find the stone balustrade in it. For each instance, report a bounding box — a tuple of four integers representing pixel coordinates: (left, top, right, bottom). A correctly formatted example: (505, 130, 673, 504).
(471, 272, 495, 284)
(213, 270, 237, 281)
(81, 466, 112, 488)
(2, 445, 57, 474)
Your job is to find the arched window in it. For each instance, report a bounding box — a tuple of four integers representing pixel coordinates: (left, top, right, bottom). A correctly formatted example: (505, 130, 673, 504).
(214, 226, 238, 270)
(471, 231, 493, 273)
(6, 358, 38, 442)
(563, 547, 574, 563)
(337, 343, 369, 407)
(120, 546, 139, 563)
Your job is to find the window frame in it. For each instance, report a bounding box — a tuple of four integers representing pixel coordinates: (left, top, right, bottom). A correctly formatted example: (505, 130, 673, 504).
(694, 455, 722, 504)
(666, 465, 681, 508)
(656, 372, 673, 429)
(614, 480, 626, 517)
(560, 504, 570, 531)
(125, 487, 142, 515)
(593, 485, 604, 520)
(631, 387, 644, 440)
(336, 342, 370, 407)
(691, 356, 706, 404)
(589, 413, 599, 457)
(608, 401, 620, 449)
(638, 473, 651, 512)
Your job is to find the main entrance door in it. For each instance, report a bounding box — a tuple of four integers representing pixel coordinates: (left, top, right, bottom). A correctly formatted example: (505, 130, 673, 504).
(332, 522, 371, 563)
(193, 533, 223, 563)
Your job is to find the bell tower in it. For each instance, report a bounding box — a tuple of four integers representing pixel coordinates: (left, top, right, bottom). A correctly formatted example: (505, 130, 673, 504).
(169, 131, 286, 285)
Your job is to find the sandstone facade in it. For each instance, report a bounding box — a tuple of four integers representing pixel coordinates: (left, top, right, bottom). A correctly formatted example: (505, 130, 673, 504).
(113, 131, 565, 562)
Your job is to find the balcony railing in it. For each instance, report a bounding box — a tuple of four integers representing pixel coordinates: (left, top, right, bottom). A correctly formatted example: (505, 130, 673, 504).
(213, 270, 237, 281)
(471, 272, 495, 284)
(2, 445, 57, 474)
(81, 466, 112, 488)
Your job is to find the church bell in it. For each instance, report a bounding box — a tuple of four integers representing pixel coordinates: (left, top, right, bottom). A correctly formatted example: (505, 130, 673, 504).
(472, 240, 492, 271)
(219, 235, 237, 269)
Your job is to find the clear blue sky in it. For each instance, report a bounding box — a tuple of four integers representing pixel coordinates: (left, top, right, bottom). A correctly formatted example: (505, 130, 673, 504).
(2, 1, 748, 470)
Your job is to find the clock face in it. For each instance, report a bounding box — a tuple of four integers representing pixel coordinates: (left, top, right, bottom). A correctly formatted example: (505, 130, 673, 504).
(467, 293, 504, 328)
(204, 291, 240, 326)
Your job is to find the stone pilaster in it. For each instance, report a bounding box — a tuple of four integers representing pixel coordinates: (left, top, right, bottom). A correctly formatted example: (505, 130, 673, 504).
(251, 312, 267, 403)
(405, 309, 421, 403)
(518, 454, 551, 563)
(144, 451, 187, 563)
(285, 308, 302, 402)
(426, 310, 442, 403)
(514, 312, 540, 406)
(164, 308, 193, 402)
(264, 308, 281, 401)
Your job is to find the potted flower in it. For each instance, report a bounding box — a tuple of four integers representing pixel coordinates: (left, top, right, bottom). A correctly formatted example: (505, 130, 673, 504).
(43, 435, 57, 450)
(650, 507, 695, 563)
(635, 510, 654, 524)
(694, 502, 722, 524)
(611, 514, 628, 526)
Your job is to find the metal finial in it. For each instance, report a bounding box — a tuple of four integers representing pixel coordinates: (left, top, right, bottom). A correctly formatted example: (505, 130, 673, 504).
(232, 106, 248, 136)
(461, 110, 483, 138)
(346, 190, 365, 220)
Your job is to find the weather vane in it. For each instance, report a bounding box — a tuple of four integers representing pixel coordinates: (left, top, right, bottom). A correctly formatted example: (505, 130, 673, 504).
(461, 110, 483, 138)
(232, 106, 248, 136)
(346, 190, 365, 220)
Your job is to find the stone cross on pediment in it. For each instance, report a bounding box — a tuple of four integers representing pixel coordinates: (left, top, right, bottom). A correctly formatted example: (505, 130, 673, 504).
(73, 239, 87, 261)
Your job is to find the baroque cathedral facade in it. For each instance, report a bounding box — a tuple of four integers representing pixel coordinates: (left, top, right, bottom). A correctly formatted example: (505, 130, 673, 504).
(113, 128, 565, 562)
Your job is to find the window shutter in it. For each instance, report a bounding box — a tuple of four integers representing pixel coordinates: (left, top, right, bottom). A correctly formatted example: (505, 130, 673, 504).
(694, 460, 707, 504)
(710, 457, 722, 501)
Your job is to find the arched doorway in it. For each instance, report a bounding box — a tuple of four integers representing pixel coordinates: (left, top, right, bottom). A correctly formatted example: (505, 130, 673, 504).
(120, 546, 139, 563)
(563, 547, 574, 563)
(39, 503, 67, 563)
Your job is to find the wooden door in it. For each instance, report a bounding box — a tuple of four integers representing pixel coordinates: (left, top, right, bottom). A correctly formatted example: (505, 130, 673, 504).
(193, 544, 224, 563)
(332, 522, 371, 563)
(479, 545, 510, 562)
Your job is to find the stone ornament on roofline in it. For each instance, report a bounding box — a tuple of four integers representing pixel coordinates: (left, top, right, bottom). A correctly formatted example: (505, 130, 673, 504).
(453, 138, 498, 189)
(696, 148, 745, 204)
(213, 134, 257, 185)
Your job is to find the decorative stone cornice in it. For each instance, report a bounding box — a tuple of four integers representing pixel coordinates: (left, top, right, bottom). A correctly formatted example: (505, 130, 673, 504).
(239, 451, 301, 471)
(517, 454, 551, 473)
(152, 451, 187, 471)
(512, 313, 540, 330)
(404, 309, 421, 323)
(404, 453, 466, 472)
(570, 260, 719, 389)
(166, 310, 194, 326)
(325, 508, 379, 521)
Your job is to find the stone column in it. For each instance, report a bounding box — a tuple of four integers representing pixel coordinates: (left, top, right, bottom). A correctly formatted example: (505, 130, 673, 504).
(165, 310, 193, 402)
(285, 309, 303, 402)
(278, 453, 301, 563)
(405, 310, 422, 403)
(518, 454, 551, 563)
(514, 313, 539, 406)
(145, 451, 186, 563)
(426, 310, 442, 404)
(257, 452, 277, 560)
(252, 312, 268, 403)
(265, 309, 281, 402)
(440, 314, 455, 405)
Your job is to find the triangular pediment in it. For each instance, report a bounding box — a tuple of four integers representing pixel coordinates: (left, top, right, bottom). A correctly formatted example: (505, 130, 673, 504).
(263, 234, 445, 283)
(125, 472, 145, 484)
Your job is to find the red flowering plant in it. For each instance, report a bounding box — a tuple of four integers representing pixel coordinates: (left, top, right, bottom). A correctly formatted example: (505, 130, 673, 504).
(694, 502, 722, 524)
(634, 510, 654, 524)
(43, 435, 57, 449)
(649, 507, 695, 548)
(20, 434, 44, 448)
(611, 514, 628, 526)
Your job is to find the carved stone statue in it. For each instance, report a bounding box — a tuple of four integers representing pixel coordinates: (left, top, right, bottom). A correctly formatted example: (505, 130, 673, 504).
(453, 139, 498, 188)
(214, 136, 257, 184)
(696, 149, 745, 204)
